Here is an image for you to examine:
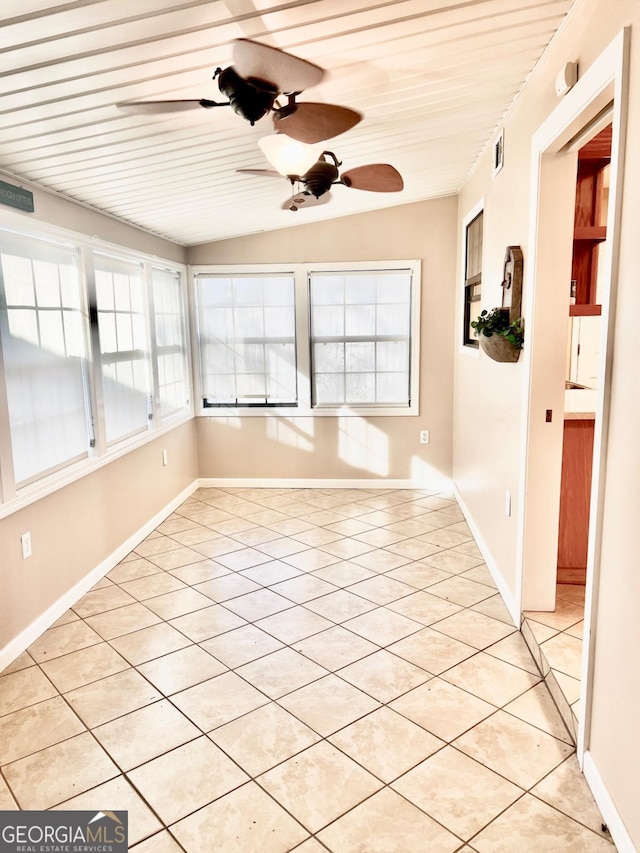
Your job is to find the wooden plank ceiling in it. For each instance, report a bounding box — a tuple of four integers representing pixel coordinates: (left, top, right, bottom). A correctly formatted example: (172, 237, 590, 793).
(0, 0, 576, 246)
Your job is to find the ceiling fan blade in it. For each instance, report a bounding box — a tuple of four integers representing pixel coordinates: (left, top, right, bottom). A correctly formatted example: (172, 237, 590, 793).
(273, 103, 362, 143)
(236, 168, 281, 178)
(233, 39, 324, 93)
(341, 164, 404, 192)
(281, 191, 333, 211)
(117, 99, 225, 114)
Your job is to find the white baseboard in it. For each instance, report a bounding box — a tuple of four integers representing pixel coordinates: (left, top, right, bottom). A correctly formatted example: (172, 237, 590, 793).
(583, 751, 637, 852)
(0, 480, 198, 673)
(452, 485, 520, 626)
(198, 477, 453, 490)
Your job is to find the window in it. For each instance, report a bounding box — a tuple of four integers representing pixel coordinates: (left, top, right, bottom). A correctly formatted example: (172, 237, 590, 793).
(94, 253, 151, 444)
(0, 220, 191, 511)
(463, 210, 483, 348)
(0, 231, 91, 486)
(151, 266, 190, 420)
(195, 272, 298, 407)
(192, 261, 420, 416)
(309, 270, 413, 407)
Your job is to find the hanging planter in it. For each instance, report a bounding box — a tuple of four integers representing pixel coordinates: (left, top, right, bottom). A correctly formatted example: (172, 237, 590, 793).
(471, 308, 524, 363)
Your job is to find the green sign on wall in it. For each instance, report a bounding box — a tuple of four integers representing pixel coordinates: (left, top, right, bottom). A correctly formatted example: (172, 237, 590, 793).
(0, 180, 34, 212)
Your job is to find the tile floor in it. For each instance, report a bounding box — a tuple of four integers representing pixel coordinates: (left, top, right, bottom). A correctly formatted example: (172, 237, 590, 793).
(0, 487, 615, 852)
(523, 584, 586, 741)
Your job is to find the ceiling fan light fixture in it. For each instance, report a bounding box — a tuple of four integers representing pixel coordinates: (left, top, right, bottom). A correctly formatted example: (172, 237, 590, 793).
(258, 135, 323, 178)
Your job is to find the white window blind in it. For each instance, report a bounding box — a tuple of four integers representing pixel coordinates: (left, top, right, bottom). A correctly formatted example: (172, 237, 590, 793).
(152, 266, 189, 420)
(94, 252, 150, 443)
(309, 270, 413, 406)
(196, 273, 298, 407)
(0, 231, 90, 485)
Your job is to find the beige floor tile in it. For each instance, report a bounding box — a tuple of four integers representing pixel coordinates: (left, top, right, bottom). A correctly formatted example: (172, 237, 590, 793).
(532, 756, 614, 837)
(318, 786, 460, 852)
(523, 601, 585, 631)
(65, 668, 161, 727)
(453, 709, 573, 789)
(504, 682, 574, 744)
(347, 575, 416, 605)
(209, 702, 320, 777)
(231, 526, 284, 545)
(171, 671, 269, 731)
(236, 647, 327, 699)
(190, 537, 246, 559)
(54, 775, 163, 846)
(393, 745, 522, 839)
(384, 538, 443, 560)
(85, 602, 162, 640)
(270, 574, 338, 603)
(0, 774, 17, 808)
(281, 548, 341, 572)
(137, 645, 226, 695)
(133, 536, 184, 558)
(200, 624, 284, 668)
(130, 831, 183, 852)
(214, 547, 273, 571)
(390, 678, 495, 742)
(142, 587, 215, 619)
(255, 606, 334, 644)
(110, 622, 191, 666)
(146, 546, 211, 571)
(388, 627, 477, 674)
(349, 550, 412, 573)
(471, 593, 515, 625)
(289, 838, 325, 852)
(419, 528, 472, 548)
(3, 731, 118, 808)
(541, 632, 583, 679)
(311, 561, 376, 586)
(128, 736, 248, 825)
(40, 642, 129, 693)
(384, 519, 437, 538)
(484, 632, 541, 676)
(168, 561, 230, 585)
(93, 698, 200, 771)
(0, 651, 35, 676)
(49, 610, 81, 628)
(293, 626, 379, 671)
(72, 585, 138, 617)
(172, 781, 308, 853)
(554, 670, 582, 704)
(279, 674, 380, 736)
(460, 564, 497, 588)
(353, 528, 408, 547)
(422, 550, 483, 574)
(432, 609, 515, 649)
(168, 603, 246, 642)
(293, 527, 345, 546)
(109, 557, 164, 585)
(240, 560, 302, 585)
(338, 649, 431, 703)
(156, 516, 200, 535)
(329, 706, 443, 783)
(27, 620, 103, 662)
(566, 619, 584, 640)
(0, 666, 58, 716)
(170, 525, 227, 546)
(118, 572, 188, 601)
(344, 607, 422, 646)
(441, 652, 540, 706)
(258, 741, 382, 834)
(220, 588, 296, 622)
(318, 538, 376, 559)
(471, 793, 614, 852)
(385, 563, 452, 589)
(428, 575, 495, 608)
(524, 617, 559, 644)
(195, 575, 265, 606)
(304, 589, 377, 622)
(0, 696, 85, 764)
(388, 590, 463, 625)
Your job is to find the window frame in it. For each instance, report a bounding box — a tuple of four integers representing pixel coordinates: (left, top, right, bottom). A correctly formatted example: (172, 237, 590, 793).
(461, 201, 484, 353)
(190, 260, 421, 418)
(0, 211, 192, 518)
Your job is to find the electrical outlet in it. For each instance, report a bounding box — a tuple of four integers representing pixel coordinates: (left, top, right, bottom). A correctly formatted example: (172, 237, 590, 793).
(21, 531, 32, 560)
(162, 449, 168, 467)
(419, 430, 430, 445)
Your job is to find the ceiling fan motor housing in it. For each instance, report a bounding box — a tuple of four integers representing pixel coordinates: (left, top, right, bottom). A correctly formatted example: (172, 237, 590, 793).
(216, 66, 277, 125)
(303, 159, 339, 197)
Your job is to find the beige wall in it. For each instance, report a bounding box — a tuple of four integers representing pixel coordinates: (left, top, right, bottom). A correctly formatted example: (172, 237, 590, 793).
(189, 197, 458, 485)
(0, 420, 198, 655)
(454, 0, 640, 845)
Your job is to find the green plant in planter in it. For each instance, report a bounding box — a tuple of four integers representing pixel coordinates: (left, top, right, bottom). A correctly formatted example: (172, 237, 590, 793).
(471, 307, 524, 348)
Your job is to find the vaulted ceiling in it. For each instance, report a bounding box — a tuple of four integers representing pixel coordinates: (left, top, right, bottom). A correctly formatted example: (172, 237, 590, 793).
(1, 0, 577, 246)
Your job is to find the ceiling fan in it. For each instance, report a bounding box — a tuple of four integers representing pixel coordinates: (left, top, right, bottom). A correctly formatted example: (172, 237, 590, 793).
(238, 148, 404, 211)
(117, 38, 362, 144)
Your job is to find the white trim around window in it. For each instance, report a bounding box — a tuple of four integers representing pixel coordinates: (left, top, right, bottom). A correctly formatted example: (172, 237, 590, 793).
(190, 260, 421, 417)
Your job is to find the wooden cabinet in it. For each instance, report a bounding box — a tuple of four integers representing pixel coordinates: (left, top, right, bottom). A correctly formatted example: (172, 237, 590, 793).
(557, 418, 595, 584)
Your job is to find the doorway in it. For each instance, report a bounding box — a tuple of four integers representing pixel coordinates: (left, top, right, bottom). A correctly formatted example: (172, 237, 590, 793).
(516, 30, 629, 759)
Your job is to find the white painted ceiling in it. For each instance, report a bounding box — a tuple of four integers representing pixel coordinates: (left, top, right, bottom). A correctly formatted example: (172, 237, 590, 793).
(1, 0, 576, 246)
